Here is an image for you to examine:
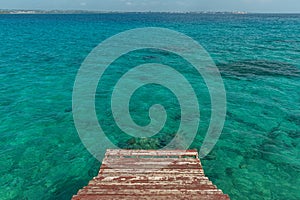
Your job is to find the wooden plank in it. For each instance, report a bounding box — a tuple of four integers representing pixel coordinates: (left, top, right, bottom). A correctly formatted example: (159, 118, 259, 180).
(100, 163, 202, 169)
(88, 180, 214, 186)
(77, 189, 224, 195)
(99, 168, 204, 174)
(84, 184, 217, 190)
(89, 181, 213, 186)
(105, 149, 198, 157)
(72, 194, 230, 200)
(102, 159, 201, 165)
(91, 175, 210, 182)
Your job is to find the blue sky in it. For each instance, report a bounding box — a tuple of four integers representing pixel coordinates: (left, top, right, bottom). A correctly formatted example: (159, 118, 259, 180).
(1, 0, 300, 13)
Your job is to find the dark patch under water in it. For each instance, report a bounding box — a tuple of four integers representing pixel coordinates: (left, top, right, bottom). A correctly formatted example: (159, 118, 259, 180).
(218, 60, 300, 79)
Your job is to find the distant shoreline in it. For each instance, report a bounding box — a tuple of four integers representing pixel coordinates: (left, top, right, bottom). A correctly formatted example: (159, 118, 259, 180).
(0, 10, 248, 14)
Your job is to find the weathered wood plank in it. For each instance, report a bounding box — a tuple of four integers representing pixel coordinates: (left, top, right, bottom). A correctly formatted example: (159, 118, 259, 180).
(100, 163, 202, 169)
(91, 175, 210, 182)
(73, 194, 230, 200)
(99, 168, 204, 174)
(102, 159, 201, 165)
(84, 184, 217, 190)
(89, 180, 213, 186)
(77, 189, 224, 195)
(105, 149, 198, 157)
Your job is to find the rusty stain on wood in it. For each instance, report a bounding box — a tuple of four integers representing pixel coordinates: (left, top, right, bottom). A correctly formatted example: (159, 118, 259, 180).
(72, 149, 230, 200)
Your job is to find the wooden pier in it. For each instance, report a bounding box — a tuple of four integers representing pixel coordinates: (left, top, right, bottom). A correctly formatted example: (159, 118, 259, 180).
(72, 149, 230, 200)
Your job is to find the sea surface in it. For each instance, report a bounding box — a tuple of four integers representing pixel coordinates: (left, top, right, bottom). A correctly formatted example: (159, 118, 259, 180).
(0, 13, 299, 200)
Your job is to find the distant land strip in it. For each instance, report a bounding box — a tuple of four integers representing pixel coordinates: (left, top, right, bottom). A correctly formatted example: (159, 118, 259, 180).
(0, 10, 248, 14)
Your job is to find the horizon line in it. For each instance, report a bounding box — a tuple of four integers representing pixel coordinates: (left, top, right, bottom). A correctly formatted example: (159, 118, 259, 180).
(0, 8, 300, 14)
(0, 9, 300, 14)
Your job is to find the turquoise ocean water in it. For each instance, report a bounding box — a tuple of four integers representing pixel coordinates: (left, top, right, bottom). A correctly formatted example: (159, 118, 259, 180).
(0, 14, 299, 199)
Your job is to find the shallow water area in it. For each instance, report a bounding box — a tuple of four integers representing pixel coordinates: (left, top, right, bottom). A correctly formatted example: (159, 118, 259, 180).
(0, 13, 299, 199)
